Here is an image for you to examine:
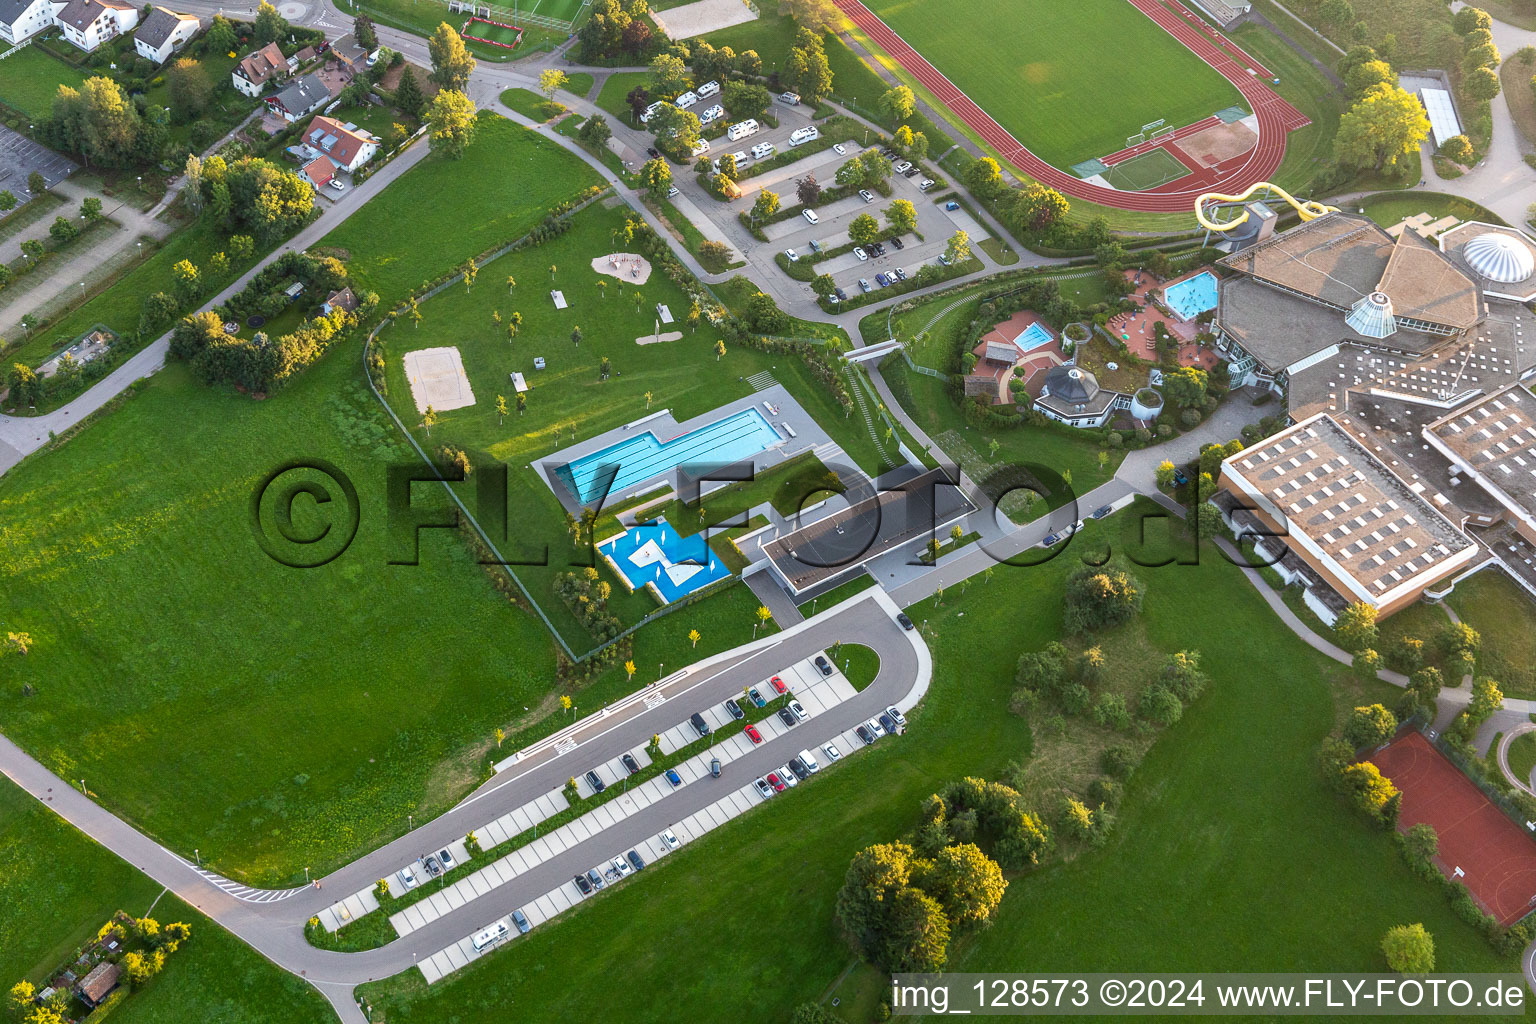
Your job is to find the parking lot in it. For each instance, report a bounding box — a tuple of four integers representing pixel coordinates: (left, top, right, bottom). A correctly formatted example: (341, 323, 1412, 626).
(412, 649, 913, 983)
(0, 125, 76, 204)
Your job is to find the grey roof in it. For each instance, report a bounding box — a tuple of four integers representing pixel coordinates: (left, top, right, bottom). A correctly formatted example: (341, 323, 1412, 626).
(136, 6, 195, 48)
(1041, 365, 1098, 403)
(272, 74, 329, 113)
(58, 0, 131, 30)
(0, 0, 40, 26)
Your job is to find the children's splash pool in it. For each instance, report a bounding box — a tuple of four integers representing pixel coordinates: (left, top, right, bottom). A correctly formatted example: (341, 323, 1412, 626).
(599, 521, 732, 603)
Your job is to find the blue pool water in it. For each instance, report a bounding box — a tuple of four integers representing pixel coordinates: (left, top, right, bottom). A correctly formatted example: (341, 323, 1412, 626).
(557, 408, 781, 506)
(1163, 271, 1218, 321)
(600, 521, 732, 603)
(1016, 321, 1056, 352)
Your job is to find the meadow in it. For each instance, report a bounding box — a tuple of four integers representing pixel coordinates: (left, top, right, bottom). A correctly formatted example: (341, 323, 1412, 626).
(0, 776, 330, 1022)
(862, 0, 1244, 167)
(0, 46, 88, 117)
(357, 503, 1516, 1023)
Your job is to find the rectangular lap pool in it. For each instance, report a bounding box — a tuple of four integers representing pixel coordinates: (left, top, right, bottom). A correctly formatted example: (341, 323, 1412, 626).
(600, 521, 733, 603)
(1162, 271, 1218, 321)
(557, 408, 781, 506)
(1016, 321, 1056, 352)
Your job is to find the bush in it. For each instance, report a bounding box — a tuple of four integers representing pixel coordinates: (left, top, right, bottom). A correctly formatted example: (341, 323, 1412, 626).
(1100, 745, 1137, 779)
(1087, 776, 1122, 808)
(1091, 693, 1132, 731)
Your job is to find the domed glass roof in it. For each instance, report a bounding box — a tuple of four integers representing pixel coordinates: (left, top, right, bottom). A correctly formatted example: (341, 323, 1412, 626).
(1346, 291, 1397, 339)
(1464, 232, 1535, 284)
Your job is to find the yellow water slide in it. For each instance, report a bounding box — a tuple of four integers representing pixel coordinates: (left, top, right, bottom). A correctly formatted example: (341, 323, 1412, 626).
(1195, 182, 1337, 231)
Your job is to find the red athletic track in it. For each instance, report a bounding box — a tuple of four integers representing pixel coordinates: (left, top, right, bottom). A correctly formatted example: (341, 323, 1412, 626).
(833, 0, 1311, 212)
(1100, 115, 1219, 167)
(1372, 732, 1536, 927)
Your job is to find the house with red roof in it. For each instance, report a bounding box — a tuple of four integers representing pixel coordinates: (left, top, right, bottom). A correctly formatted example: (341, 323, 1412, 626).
(300, 115, 379, 173)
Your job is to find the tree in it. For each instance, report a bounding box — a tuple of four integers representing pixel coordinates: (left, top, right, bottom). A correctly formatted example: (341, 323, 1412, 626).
(1465, 65, 1501, 102)
(516, 391, 527, 415)
(796, 174, 821, 207)
(639, 156, 672, 197)
(0, 191, 15, 212)
(917, 842, 1006, 926)
(944, 229, 971, 265)
(811, 273, 837, 299)
(354, 12, 378, 49)
(1345, 58, 1396, 96)
(426, 90, 478, 158)
(1334, 85, 1430, 170)
(229, 234, 253, 261)
(7, 363, 38, 405)
(1382, 923, 1435, 973)
(122, 950, 153, 986)
(886, 198, 917, 235)
(1469, 677, 1504, 722)
(1063, 562, 1143, 632)
(963, 157, 1007, 200)
(422, 405, 438, 436)
(19, 239, 42, 266)
(1344, 704, 1397, 749)
(688, 628, 700, 648)
(577, 112, 612, 148)
(1008, 181, 1070, 232)
(780, 0, 842, 31)
(649, 53, 689, 95)
(26, 171, 43, 195)
(167, 58, 212, 120)
(171, 258, 200, 303)
(1341, 761, 1399, 820)
(621, 16, 652, 55)
(786, 34, 834, 102)
(52, 77, 143, 169)
(80, 195, 103, 223)
(461, 257, 477, 291)
(1335, 601, 1378, 652)
(1439, 134, 1474, 164)
(717, 152, 739, 179)
(539, 68, 569, 100)
(751, 188, 780, 222)
(848, 212, 880, 246)
(394, 65, 425, 118)
(571, 325, 583, 347)
(1454, 6, 1492, 35)
(496, 394, 508, 424)
(8, 981, 34, 1017)
(49, 216, 78, 243)
(722, 80, 771, 120)
(880, 84, 916, 123)
(253, 0, 287, 43)
(206, 14, 237, 54)
(1162, 365, 1208, 408)
(428, 22, 476, 91)
(834, 155, 866, 189)
(626, 84, 651, 124)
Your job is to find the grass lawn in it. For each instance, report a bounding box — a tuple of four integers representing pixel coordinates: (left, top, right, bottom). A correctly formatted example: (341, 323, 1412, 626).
(861, 0, 1244, 168)
(1509, 732, 1536, 788)
(0, 45, 87, 117)
(831, 641, 878, 691)
(0, 775, 330, 1022)
(0, 352, 566, 886)
(594, 71, 650, 126)
(1231, 23, 1340, 200)
(376, 202, 885, 651)
(358, 503, 1516, 1023)
(353, 0, 563, 58)
(316, 112, 604, 303)
(562, 71, 596, 98)
(499, 87, 565, 121)
(1358, 191, 1507, 230)
(1447, 570, 1536, 700)
(1503, 55, 1536, 155)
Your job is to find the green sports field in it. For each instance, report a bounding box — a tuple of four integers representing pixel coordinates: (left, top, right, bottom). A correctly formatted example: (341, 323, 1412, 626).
(863, 0, 1245, 168)
(1103, 147, 1190, 190)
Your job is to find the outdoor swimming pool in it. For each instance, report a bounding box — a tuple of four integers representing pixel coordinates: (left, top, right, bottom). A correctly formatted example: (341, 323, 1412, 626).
(556, 408, 781, 506)
(1016, 321, 1056, 352)
(1163, 271, 1219, 321)
(599, 521, 732, 603)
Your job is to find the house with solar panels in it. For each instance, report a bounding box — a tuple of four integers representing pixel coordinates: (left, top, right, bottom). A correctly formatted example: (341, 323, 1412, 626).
(298, 115, 379, 173)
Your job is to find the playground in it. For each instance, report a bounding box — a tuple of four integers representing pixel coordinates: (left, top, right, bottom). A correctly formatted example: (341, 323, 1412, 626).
(836, 0, 1311, 211)
(1371, 731, 1536, 927)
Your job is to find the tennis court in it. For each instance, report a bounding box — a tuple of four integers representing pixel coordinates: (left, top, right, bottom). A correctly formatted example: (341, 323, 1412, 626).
(1102, 148, 1190, 191)
(1370, 731, 1536, 926)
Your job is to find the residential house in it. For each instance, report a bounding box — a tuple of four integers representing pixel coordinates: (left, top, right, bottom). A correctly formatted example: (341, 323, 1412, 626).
(300, 154, 336, 190)
(266, 73, 330, 122)
(300, 115, 378, 173)
(0, 0, 65, 46)
(134, 5, 199, 64)
(55, 0, 137, 52)
(322, 286, 358, 315)
(232, 41, 287, 98)
(327, 32, 374, 74)
(1032, 365, 1128, 429)
(75, 962, 121, 1010)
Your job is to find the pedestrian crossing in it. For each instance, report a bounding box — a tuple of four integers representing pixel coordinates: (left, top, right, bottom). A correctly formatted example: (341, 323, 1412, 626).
(188, 865, 308, 904)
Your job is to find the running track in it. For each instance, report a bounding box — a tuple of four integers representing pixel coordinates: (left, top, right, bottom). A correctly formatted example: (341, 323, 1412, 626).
(833, 0, 1311, 213)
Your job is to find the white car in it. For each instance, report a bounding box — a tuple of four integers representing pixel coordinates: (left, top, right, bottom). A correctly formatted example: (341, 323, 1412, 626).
(397, 866, 418, 890)
(778, 764, 799, 787)
(824, 743, 842, 762)
(892, 159, 913, 173)
(833, 143, 847, 155)
(667, 185, 679, 197)
(853, 246, 868, 261)
(917, 178, 935, 192)
(690, 138, 711, 157)
(327, 178, 348, 194)
(802, 209, 819, 225)
(789, 699, 809, 720)
(858, 189, 874, 203)
(866, 717, 886, 737)
(611, 856, 633, 878)
(699, 103, 725, 124)
(784, 248, 799, 262)
(659, 829, 680, 850)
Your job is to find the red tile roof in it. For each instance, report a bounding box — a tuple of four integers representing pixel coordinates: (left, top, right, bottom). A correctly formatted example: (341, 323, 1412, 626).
(302, 115, 375, 167)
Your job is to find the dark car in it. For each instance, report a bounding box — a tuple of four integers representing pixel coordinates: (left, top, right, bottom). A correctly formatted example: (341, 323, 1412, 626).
(574, 873, 593, 895)
(512, 909, 531, 933)
(422, 854, 441, 877)
(894, 267, 907, 281)
(890, 236, 905, 250)
(788, 757, 809, 780)
(834, 287, 848, 302)
(814, 655, 833, 676)
(620, 753, 640, 775)
(690, 712, 711, 737)
(724, 698, 744, 720)
(855, 724, 875, 745)
(1042, 533, 1062, 547)
(665, 768, 683, 788)
(646, 146, 660, 158)
(587, 868, 605, 890)
(748, 687, 766, 708)
(903, 166, 920, 177)
(777, 707, 797, 727)
(626, 849, 646, 872)
(896, 612, 914, 631)
(585, 770, 606, 793)
(710, 757, 721, 777)
(874, 273, 887, 287)
(878, 712, 898, 734)
(1092, 504, 1113, 519)
(870, 242, 886, 256)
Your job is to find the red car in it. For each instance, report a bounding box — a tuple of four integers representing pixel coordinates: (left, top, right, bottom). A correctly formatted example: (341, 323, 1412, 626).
(770, 676, 787, 695)
(745, 724, 763, 744)
(767, 772, 786, 792)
